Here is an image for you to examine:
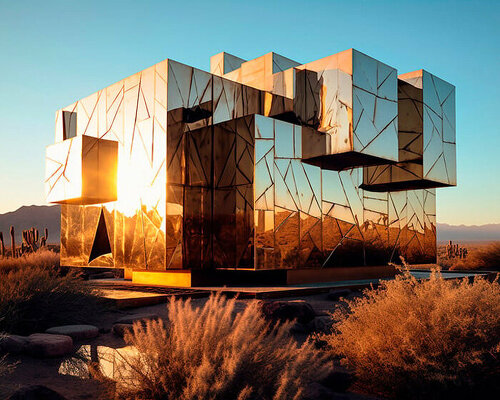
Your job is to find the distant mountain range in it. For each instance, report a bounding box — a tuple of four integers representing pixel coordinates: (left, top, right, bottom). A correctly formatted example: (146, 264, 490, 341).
(0, 205, 61, 244)
(437, 223, 500, 242)
(0, 205, 499, 244)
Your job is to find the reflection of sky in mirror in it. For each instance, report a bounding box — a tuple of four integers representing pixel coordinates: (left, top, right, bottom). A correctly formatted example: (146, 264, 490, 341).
(0, 0, 498, 225)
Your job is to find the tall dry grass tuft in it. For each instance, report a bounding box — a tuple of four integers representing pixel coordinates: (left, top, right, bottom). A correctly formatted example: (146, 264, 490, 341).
(0, 248, 59, 274)
(323, 265, 500, 399)
(0, 267, 102, 335)
(114, 294, 331, 400)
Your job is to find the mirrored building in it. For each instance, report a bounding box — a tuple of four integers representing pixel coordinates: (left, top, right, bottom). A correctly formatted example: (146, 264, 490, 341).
(46, 49, 456, 285)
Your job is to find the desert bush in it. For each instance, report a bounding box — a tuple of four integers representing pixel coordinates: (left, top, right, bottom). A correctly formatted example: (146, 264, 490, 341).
(0, 267, 102, 335)
(113, 294, 331, 400)
(449, 242, 500, 271)
(323, 266, 500, 399)
(0, 248, 59, 274)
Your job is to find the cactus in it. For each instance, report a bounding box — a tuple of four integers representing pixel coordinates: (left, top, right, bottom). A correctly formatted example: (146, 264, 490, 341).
(40, 228, 49, 247)
(4, 226, 49, 257)
(0, 232, 5, 257)
(10, 226, 16, 258)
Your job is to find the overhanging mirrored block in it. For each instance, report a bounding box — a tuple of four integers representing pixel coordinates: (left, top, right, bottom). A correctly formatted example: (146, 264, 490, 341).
(45, 135, 118, 204)
(294, 49, 399, 170)
(361, 70, 456, 191)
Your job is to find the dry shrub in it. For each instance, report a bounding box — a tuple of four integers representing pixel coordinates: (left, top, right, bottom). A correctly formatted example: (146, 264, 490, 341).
(449, 242, 500, 271)
(114, 294, 331, 400)
(324, 267, 500, 399)
(0, 267, 102, 334)
(0, 248, 59, 274)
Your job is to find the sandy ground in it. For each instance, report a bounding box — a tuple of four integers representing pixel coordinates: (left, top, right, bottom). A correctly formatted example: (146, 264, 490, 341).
(0, 293, 374, 400)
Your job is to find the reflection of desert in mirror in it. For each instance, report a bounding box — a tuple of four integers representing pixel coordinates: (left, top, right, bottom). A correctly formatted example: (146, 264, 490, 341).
(0, 1, 499, 399)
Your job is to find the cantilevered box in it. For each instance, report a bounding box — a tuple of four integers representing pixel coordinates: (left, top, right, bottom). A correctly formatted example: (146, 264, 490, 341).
(361, 70, 456, 191)
(214, 49, 400, 170)
(45, 135, 118, 204)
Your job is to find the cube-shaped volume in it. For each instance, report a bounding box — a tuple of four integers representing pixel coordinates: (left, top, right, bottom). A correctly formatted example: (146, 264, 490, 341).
(294, 49, 399, 170)
(45, 135, 118, 204)
(361, 70, 456, 191)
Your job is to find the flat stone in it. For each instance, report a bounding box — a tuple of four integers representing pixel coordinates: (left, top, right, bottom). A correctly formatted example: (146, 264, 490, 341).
(112, 323, 134, 338)
(261, 300, 316, 324)
(45, 325, 99, 341)
(8, 385, 67, 400)
(0, 334, 30, 354)
(115, 312, 159, 325)
(305, 316, 334, 333)
(26, 334, 73, 358)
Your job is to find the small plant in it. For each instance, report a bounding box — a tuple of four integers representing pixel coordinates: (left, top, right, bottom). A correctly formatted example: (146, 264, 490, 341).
(323, 263, 500, 399)
(0, 267, 102, 334)
(113, 294, 331, 400)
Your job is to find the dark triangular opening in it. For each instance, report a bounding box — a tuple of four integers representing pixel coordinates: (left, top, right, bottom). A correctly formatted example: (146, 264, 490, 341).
(89, 209, 112, 263)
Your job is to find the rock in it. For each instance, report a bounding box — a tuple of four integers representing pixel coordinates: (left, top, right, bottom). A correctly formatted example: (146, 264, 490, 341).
(45, 325, 99, 341)
(7, 385, 67, 400)
(289, 322, 308, 334)
(112, 323, 134, 338)
(320, 367, 354, 392)
(327, 289, 352, 301)
(0, 334, 30, 354)
(304, 316, 334, 333)
(26, 334, 73, 358)
(303, 382, 348, 400)
(115, 313, 159, 325)
(261, 301, 316, 324)
(98, 327, 111, 334)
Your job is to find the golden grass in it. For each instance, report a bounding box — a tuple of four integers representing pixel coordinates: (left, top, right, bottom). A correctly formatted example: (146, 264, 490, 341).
(113, 294, 331, 400)
(0, 253, 102, 335)
(438, 241, 500, 271)
(323, 266, 500, 399)
(0, 248, 59, 274)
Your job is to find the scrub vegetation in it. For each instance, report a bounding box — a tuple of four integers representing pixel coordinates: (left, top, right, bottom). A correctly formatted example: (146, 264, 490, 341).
(438, 241, 500, 271)
(323, 265, 500, 399)
(114, 294, 331, 400)
(0, 250, 101, 335)
(0, 248, 59, 274)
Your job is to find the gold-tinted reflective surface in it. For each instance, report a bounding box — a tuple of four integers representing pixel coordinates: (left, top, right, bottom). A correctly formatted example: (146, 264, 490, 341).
(361, 70, 456, 191)
(48, 50, 454, 270)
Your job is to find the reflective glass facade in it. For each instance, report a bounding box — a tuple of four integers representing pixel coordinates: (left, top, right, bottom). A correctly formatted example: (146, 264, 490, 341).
(46, 50, 455, 271)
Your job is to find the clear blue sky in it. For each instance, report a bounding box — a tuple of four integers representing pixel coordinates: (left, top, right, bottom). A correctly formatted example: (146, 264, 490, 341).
(0, 0, 498, 225)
